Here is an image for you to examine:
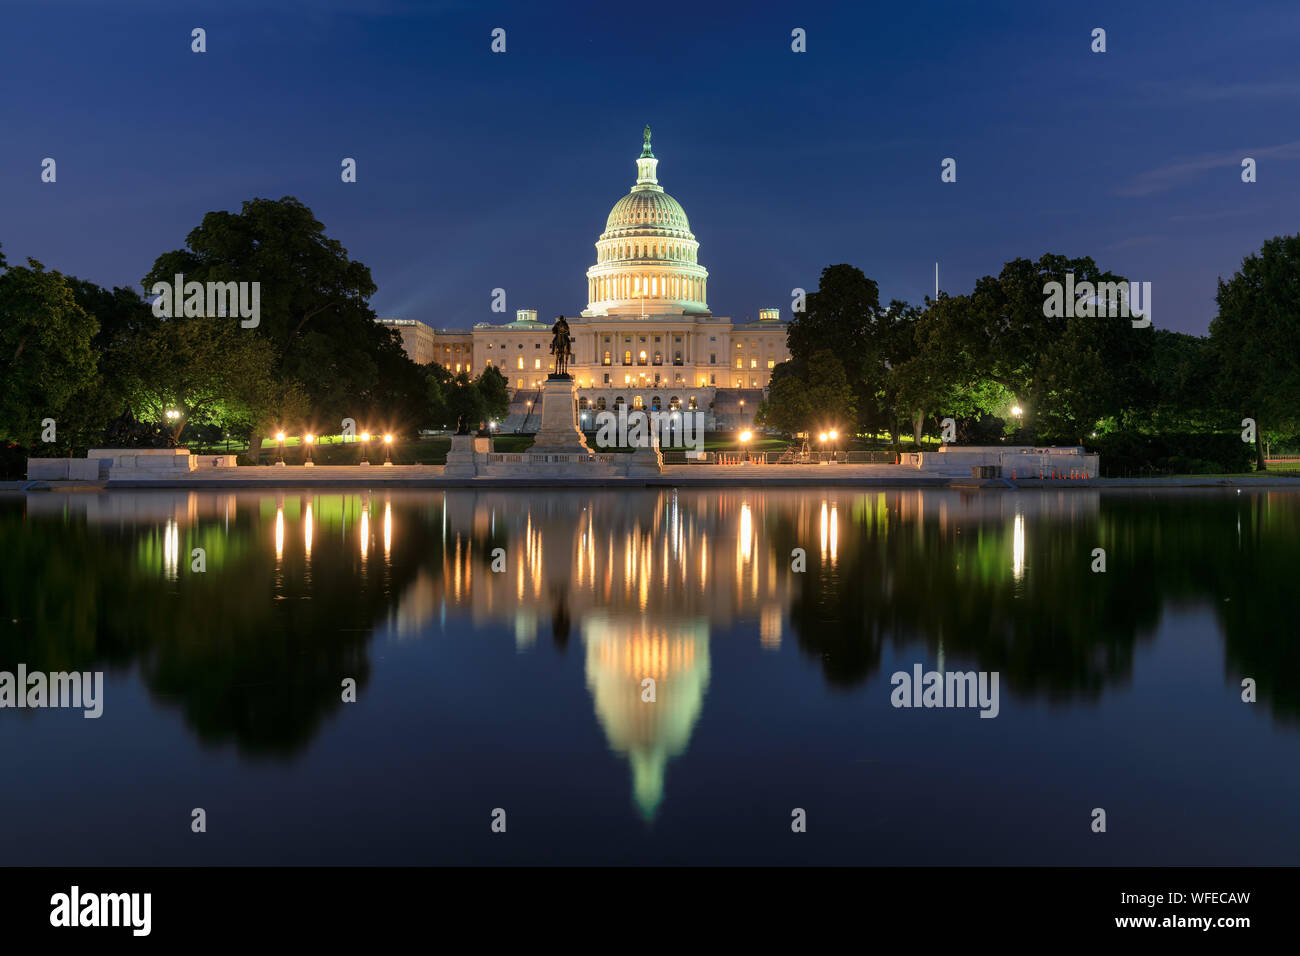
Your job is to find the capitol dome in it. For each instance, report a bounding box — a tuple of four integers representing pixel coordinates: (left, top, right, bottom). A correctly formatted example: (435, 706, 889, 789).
(604, 190, 692, 235)
(586, 127, 709, 316)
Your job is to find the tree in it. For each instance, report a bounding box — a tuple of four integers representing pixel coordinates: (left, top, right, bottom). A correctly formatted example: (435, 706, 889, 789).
(477, 365, 510, 424)
(0, 251, 99, 446)
(61, 279, 160, 452)
(755, 361, 812, 435)
(755, 351, 856, 437)
(423, 362, 455, 429)
(788, 264, 892, 433)
(142, 197, 415, 451)
(119, 317, 284, 444)
(911, 254, 1151, 443)
(787, 264, 881, 361)
(1210, 235, 1300, 469)
(445, 371, 486, 430)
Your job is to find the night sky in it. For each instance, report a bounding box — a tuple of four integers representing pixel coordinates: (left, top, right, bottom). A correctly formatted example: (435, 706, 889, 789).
(2, 0, 1298, 336)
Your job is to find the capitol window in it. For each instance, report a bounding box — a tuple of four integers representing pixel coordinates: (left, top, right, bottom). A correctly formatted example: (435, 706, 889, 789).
(768, 360, 775, 369)
(534, 359, 541, 369)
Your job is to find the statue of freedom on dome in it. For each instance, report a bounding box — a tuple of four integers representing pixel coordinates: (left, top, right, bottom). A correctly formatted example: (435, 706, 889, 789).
(550, 315, 573, 377)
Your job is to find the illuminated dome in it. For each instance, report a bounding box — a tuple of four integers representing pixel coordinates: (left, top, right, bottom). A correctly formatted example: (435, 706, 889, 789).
(605, 191, 691, 234)
(585, 127, 709, 316)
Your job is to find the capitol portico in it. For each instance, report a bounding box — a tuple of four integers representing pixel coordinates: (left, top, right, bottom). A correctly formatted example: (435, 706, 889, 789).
(378, 129, 790, 430)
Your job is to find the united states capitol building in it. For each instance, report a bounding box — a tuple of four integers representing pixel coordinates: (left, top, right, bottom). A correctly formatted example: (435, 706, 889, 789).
(379, 129, 790, 430)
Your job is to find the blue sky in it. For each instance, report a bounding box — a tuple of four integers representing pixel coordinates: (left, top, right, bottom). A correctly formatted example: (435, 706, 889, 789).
(2, 0, 1298, 335)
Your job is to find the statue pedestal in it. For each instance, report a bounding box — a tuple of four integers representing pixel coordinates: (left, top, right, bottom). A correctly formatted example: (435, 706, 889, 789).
(445, 434, 490, 476)
(624, 439, 664, 476)
(529, 376, 593, 456)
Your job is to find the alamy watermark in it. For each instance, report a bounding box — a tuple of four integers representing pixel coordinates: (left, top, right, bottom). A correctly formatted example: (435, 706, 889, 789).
(591, 407, 705, 453)
(1042, 274, 1151, 328)
(50, 886, 150, 936)
(0, 664, 103, 718)
(150, 272, 260, 328)
(890, 664, 999, 718)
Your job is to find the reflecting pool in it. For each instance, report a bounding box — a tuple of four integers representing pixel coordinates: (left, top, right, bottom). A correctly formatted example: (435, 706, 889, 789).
(1, 487, 1298, 864)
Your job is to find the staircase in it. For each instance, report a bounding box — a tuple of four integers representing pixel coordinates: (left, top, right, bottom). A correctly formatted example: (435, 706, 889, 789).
(500, 388, 542, 433)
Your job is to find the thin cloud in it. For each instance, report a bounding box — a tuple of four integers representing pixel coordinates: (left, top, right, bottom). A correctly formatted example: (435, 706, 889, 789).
(1118, 141, 1300, 197)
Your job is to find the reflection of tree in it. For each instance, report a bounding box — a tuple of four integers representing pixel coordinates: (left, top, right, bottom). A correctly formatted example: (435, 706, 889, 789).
(774, 490, 1300, 719)
(1214, 491, 1300, 722)
(0, 494, 441, 757)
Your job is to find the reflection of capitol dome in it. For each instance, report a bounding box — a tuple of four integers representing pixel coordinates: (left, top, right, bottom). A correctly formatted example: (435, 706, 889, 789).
(582, 613, 710, 819)
(586, 127, 709, 316)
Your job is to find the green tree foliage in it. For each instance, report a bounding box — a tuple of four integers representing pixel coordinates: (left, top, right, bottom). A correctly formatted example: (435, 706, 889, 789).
(477, 365, 510, 423)
(0, 250, 99, 446)
(909, 255, 1152, 442)
(142, 197, 423, 447)
(119, 317, 285, 443)
(423, 363, 510, 430)
(445, 370, 487, 430)
(1210, 234, 1300, 469)
(787, 264, 882, 361)
(755, 351, 856, 436)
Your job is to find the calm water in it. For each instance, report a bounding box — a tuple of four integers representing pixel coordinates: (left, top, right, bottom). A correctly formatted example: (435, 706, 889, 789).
(1, 486, 1298, 865)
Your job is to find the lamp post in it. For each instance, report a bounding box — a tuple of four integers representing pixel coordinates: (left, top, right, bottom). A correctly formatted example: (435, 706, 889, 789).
(383, 433, 394, 466)
(360, 431, 371, 466)
(828, 429, 839, 462)
(304, 433, 314, 466)
(739, 429, 753, 463)
(275, 431, 286, 466)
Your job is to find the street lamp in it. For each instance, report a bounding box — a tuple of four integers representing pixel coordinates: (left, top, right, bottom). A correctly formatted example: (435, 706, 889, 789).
(1011, 405, 1023, 419)
(360, 431, 371, 466)
(383, 433, 394, 466)
(275, 431, 286, 466)
(739, 429, 753, 463)
(304, 433, 314, 466)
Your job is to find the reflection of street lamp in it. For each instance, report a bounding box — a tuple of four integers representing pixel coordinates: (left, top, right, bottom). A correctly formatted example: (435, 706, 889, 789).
(275, 431, 286, 465)
(383, 433, 394, 466)
(360, 431, 371, 466)
(304, 433, 315, 466)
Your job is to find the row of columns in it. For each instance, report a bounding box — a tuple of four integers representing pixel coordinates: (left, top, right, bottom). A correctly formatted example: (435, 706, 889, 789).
(588, 274, 704, 304)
